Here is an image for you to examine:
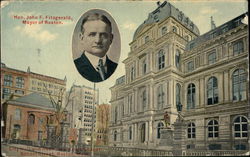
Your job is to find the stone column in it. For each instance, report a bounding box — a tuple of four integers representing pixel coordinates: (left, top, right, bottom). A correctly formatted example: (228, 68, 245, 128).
(60, 122, 70, 150)
(46, 125, 55, 148)
(172, 118, 186, 156)
(145, 121, 149, 142)
(149, 120, 153, 142)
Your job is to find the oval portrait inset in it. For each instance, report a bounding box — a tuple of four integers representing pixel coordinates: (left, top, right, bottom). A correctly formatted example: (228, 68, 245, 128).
(72, 9, 121, 83)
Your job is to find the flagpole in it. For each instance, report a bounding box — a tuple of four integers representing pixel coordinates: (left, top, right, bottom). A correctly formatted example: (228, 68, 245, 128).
(91, 83, 95, 157)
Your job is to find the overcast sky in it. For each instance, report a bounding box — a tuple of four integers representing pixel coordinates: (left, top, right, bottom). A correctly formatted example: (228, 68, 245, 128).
(1, 0, 248, 104)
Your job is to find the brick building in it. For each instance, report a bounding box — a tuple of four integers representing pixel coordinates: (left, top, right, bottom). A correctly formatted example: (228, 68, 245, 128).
(2, 93, 55, 142)
(1, 63, 66, 102)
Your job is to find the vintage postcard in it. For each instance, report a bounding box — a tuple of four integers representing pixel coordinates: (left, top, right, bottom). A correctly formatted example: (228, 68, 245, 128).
(1, 0, 249, 156)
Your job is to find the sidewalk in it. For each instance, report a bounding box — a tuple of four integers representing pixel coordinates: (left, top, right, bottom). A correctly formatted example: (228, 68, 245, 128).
(6, 143, 87, 157)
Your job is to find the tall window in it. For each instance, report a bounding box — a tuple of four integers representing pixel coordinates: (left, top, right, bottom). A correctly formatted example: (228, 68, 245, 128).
(207, 77, 218, 105)
(130, 66, 135, 81)
(208, 52, 216, 65)
(28, 114, 35, 125)
(175, 50, 180, 69)
(161, 26, 167, 35)
(114, 106, 118, 123)
(208, 120, 219, 138)
(187, 83, 195, 109)
(129, 126, 132, 140)
(14, 109, 21, 120)
(2, 88, 11, 99)
(187, 61, 194, 72)
(187, 123, 196, 138)
(157, 122, 164, 139)
(16, 77, 24, 88)
(140, 123, 146, 143)
(142, 90, 147, 111)
(233, 40, 244, 55)
(176, 84, 181, 107)
(234, 116, 248, 138)
(145, 36, 149, 43)
(114, 130, 117, 141)
(142, 59, 147, 74)
(158, 50, 165, 70)
(232, 69, 246, 101)
(157, 85, 165, 109)
(129, 95, 133, 113)
(4, 75, 13, 86)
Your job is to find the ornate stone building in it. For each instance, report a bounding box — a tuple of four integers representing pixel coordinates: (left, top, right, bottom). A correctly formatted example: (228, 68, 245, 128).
(109, 1, 249, 151)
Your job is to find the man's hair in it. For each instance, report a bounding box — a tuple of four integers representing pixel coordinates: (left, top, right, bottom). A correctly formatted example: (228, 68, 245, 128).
(80, 13, 112, 34)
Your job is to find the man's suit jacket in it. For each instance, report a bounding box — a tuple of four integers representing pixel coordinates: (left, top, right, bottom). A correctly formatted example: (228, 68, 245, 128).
(74, 53, 117, 82)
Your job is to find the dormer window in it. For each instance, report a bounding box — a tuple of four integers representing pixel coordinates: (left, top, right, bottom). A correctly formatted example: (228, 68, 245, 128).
(161, 26, 167, 35)
(172, 26, 177, 33)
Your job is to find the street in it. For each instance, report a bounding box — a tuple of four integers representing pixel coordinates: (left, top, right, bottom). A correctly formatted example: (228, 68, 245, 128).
(1, 144, 51, 157)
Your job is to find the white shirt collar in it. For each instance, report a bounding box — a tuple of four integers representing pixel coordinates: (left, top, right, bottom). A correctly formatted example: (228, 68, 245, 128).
(84, 51, 107, 72)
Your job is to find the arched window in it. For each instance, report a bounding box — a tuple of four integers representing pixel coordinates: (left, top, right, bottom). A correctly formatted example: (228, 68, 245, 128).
(114, 130, 117, 141)
(14, 109, 21, 120)
(187, 83, 195, 109)
(232, 69, 246, 101)
(28, 114, 35, 125)
(233, 116, 248, 138)
(140, 123, 146, 143)
(187, 122, 196, 138)
(208, 120, 219, 138)
(176, 83, 181, 107)
(207, 77, 218, 105)
(157, 85, 165, 109)
(161, 26, 167, 35)
(158, 50, 165, 70)
(129, 126, 132, 140)
(175, 50, 181, 69)
(157, 122, 164, 139)
(145, 36, 149, 43)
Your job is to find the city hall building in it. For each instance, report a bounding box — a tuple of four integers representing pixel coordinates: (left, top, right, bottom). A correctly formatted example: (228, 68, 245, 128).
(109, 1, 249, 151)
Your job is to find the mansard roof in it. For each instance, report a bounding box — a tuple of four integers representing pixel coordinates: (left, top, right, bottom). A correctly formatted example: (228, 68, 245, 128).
(133, 1, 200, 40)
(186, 12, 248, 51)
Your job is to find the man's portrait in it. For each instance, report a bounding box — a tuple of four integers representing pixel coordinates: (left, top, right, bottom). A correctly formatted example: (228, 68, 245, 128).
(72, 9, 120, 82)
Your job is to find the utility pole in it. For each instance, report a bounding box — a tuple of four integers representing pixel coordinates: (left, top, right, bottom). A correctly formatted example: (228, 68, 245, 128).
(91, 83, 96, 157)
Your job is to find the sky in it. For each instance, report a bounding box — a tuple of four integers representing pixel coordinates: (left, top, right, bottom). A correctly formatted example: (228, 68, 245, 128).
(1, 0, 248, 104)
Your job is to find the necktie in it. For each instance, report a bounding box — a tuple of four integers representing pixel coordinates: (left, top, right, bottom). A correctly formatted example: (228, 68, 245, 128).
(97, 59, 106, 81)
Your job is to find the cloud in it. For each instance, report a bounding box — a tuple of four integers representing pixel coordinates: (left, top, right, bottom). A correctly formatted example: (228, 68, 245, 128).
(200, 7, 218, 15)
(121, 21, 137, 31)
(56, 20, 74, 27)
(14, 25, 57, 44)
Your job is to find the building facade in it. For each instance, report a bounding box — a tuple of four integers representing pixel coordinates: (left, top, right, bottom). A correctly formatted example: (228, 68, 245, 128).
(67, 85, 99, 144)
(96, 104, 110, 145)
(109, 1, 249, 151)
(1, 63, 67, 102)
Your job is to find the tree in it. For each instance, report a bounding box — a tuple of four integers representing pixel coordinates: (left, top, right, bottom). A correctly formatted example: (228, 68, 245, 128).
(44, 83, 74, 136)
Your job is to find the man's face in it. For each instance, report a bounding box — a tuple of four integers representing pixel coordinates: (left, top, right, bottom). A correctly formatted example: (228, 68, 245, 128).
(80, 20, 113, 58)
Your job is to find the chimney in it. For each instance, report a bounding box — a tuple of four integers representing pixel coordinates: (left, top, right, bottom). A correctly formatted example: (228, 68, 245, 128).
(210, 16, 216, 30)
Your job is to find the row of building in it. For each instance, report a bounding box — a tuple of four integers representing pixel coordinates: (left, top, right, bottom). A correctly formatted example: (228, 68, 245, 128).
(1, 63, 110, 146)
(109, 1, 249, 151)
